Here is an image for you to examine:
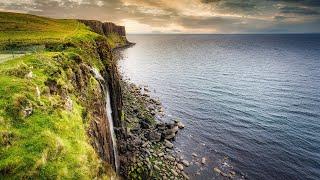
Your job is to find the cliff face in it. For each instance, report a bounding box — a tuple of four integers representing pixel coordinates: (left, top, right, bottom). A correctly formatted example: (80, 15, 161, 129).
(0, 12, 129, 179)
(79, 20, 126, 36)
(76, 19, 128, 174)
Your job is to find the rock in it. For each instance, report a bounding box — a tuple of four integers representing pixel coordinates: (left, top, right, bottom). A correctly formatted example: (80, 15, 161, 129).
(165, 126, 179, 135)
(65, 96, 73, 111)
(144, 87, 150, 92)
(145, 149, 151, 155)
(23, 107, 33, 117)
(156, 123, 166, 130)
(181, 160, 190, 167)
(176, 121, 185, 129)
(214, 167, 227, 177)
(165, 148, 172, 153)
(229, 171, 236, 177)
(25, 71, 33, 79)
(165, 155, 175, 161)
(79, 20, 126, 36)
(143, 93, 150, 97)
(154, 165, 160, 171)
(127, 144, 135, 151)
(192, 153, 198, 157)
(140, 120, 151, 129)
(164, 140, 174, 149)
(201, 157, 206, 164)
(158, 152, 164, 157)
(146, 131, 161, 142)
(164, 133, 176, 140)
(170, 169, 178, 176)
(177, 163, 184, 171)
(181, 172, 190, 179)
(142, 142, 149, 148)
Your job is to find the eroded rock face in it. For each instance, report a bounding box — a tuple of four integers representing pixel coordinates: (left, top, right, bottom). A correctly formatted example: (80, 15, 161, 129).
(79, 20, 126, 36)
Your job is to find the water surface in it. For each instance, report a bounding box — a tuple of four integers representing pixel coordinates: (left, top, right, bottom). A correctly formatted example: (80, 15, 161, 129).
(119, 34, 320, 180)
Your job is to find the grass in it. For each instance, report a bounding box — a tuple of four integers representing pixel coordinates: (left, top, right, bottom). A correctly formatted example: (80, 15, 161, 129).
(0, 11, 126, 179)
(106, 33, 127, 49)
(0, 12, 98, 50)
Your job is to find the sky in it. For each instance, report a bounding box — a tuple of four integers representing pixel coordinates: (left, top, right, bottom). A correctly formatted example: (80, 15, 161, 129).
(0, 0, 320, 34)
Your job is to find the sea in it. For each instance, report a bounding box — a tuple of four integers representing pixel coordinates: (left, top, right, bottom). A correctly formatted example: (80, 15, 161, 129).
(119, 34, 320, 180)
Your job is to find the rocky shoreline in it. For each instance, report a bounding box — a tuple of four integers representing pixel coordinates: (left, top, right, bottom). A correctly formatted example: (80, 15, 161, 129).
(118, 81, 191, 179)
(118, 80, 247, 180)
(112, 41, 246, 179)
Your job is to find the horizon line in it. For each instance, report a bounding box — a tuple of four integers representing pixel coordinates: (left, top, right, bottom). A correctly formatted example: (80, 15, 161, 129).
(127, 33, 320, 35)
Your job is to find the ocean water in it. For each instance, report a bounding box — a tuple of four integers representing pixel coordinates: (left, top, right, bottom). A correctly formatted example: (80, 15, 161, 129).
(119, 34, 320, 180)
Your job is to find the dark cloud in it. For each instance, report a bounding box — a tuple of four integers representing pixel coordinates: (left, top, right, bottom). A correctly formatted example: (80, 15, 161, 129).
(279, 6, 320, 15)
(269, 0, 320, 7)
(201, 0, 259, 15)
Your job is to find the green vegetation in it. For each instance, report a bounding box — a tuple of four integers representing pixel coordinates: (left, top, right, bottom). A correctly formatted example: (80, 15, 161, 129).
(106, 33, 127, 49)
(0, 11, 126, 179)
(0, 12, 98, 50)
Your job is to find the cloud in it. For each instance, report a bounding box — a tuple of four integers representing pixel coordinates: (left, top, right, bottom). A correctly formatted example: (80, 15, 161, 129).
(279, 6, 320, 15)
(0, 0, 319, 33)
(270, 0, 320, 7)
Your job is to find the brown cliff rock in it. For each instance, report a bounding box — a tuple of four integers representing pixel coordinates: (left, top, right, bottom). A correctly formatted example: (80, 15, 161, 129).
(79, 20, 126, 36)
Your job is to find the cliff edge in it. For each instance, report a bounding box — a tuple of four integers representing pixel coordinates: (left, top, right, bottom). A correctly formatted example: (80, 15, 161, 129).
(78, 20, 126, 37)
(0, 12, 127, 179)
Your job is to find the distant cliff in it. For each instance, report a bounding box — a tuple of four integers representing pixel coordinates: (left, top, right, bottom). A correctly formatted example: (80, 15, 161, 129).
(78, 20, 126, 37)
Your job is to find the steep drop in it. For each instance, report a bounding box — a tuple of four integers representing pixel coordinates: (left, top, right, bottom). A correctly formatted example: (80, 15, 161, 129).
(91, 67, 119, 172)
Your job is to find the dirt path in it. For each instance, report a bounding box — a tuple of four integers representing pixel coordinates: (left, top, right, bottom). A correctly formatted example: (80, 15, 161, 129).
(0, 54, 24, 64)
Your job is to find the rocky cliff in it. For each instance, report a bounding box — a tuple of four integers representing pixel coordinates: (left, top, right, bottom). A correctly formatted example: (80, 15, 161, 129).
(0, 12, 129, 179)
(79, 20, 126, 37)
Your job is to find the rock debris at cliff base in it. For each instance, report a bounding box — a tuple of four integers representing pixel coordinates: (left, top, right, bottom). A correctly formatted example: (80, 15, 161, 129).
(119, 80, 190, 179)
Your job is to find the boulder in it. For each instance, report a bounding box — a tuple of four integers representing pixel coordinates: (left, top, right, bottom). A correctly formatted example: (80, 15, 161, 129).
(164, 133, 176, 140)
(145, 131, 161, 142)
(165, 155, 175, 161)
(177, 163, 184, 171)
(164, 126, 179, 135)
(170, 169, 178, 176)
(181, 160, 190, 167)
(154, 165, 161, 171)
(201, 157, 206, 164)
(176, 121, 185, 129)
(164, 140, 174, 149)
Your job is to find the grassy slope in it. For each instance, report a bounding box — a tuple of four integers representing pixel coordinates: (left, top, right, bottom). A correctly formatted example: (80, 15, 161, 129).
(0, 12, 123, 179)
(0, 12, 87, 47)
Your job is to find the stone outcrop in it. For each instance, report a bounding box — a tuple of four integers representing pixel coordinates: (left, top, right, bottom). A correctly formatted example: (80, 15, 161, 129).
(79, 20, 126, 36)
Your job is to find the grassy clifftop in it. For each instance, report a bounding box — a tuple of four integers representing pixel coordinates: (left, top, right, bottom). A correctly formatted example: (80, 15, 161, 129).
(0, 12, 125, 179)
(0, 12, 96, 47)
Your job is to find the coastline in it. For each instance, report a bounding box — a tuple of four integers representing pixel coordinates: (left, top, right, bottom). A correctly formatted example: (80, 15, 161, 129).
(117, 76, 190, 179)
(116, 42, 246, 180)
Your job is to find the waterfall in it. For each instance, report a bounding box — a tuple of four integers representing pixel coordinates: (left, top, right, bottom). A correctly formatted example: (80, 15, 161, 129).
(91, 67, 120, 173)
(104, 83, 120, 173)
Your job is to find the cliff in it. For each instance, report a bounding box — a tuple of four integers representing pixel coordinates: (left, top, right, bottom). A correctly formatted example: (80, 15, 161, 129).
(78, 20, 126, 37)
(0, 12, 192, 180)
(0, 12, 127, 179)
